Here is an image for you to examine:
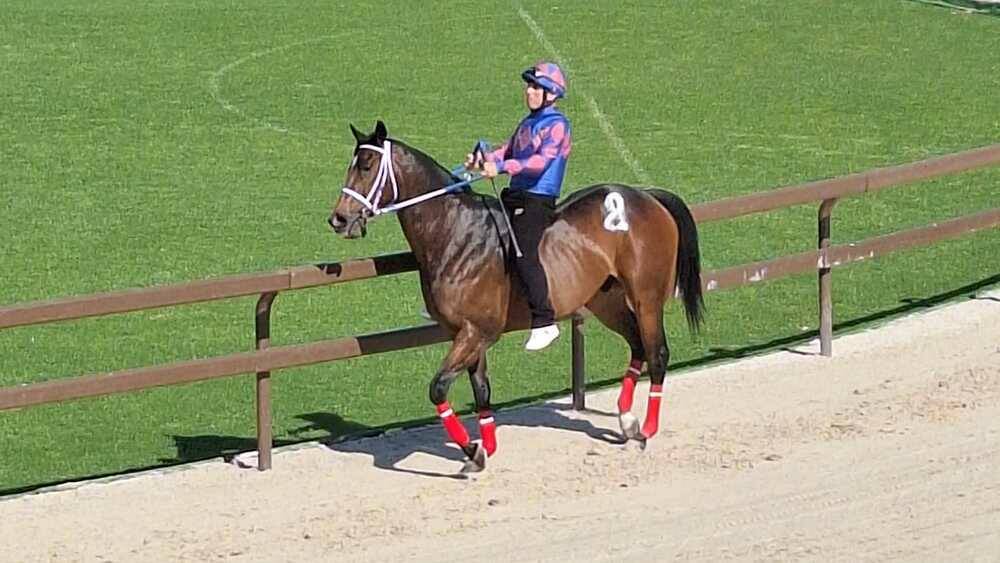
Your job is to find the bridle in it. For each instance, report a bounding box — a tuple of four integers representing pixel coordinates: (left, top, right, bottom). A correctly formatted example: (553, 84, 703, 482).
(340, 140, 482, 217)
(341, 140, 398, 216)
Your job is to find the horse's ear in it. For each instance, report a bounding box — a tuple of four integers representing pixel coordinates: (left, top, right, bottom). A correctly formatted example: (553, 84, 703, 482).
(373, 120, 387, 143)
(350, 123, 364, 143)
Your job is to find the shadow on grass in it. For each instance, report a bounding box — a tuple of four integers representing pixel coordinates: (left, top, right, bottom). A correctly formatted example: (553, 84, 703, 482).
(4, 274, 996, 496)
(907, 0, 1000, 16)
(164, 412, 374, 465)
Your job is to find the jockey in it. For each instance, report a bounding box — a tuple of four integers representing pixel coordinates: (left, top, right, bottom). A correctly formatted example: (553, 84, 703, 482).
(468, 61, 572, 351)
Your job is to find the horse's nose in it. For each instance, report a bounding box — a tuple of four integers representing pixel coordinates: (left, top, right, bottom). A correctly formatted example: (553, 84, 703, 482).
(329, 213, 346, 232)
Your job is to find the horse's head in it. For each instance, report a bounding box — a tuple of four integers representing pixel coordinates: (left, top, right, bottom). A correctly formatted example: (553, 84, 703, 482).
(329, 120, 394, 238)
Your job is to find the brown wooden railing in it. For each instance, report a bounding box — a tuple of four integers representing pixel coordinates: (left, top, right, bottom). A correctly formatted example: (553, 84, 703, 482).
(2, 144, 998, 470)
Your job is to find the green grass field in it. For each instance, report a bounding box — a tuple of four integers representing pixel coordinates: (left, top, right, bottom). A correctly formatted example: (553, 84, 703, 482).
(1, 0, 998, 494)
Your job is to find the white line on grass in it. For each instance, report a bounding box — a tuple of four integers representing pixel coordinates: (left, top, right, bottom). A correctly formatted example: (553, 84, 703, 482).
(209, 14, 507, 140)
(514, 3, 653, 185)
(208, 34, 353, 138)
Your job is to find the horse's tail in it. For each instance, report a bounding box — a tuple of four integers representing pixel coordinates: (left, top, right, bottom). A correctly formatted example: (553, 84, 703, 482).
(645, 189, 705, 332)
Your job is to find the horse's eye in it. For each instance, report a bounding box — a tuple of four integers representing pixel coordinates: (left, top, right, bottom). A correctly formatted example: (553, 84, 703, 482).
(350, 154, 370, 172)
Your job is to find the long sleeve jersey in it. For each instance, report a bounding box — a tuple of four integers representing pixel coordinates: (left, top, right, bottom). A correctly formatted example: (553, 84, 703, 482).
(486, 105, 572, 198)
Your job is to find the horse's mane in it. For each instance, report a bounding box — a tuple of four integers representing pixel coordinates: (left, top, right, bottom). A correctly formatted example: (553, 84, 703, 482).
(390, 137, 512, 260)
(392, 138, 463, 185)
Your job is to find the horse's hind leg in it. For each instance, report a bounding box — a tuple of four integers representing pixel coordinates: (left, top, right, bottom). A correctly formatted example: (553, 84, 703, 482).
(585, 283, 645, 440)
(634, 297, 670, 443)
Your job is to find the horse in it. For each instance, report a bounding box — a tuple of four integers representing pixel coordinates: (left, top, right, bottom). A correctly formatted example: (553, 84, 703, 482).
(329, 121, 704, 471)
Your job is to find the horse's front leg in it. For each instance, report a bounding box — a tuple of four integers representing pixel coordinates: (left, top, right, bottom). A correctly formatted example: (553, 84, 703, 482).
(429, 323, 488, 467)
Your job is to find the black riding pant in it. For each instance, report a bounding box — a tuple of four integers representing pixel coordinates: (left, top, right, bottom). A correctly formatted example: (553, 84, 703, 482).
(501, 188, 556, 328)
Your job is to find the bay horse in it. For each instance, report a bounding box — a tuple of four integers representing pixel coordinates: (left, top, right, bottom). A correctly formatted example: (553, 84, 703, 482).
(329, 121, 704, 471)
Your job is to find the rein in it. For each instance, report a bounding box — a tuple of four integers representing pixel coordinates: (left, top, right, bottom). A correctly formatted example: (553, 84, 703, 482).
(342, 140, 483, 216)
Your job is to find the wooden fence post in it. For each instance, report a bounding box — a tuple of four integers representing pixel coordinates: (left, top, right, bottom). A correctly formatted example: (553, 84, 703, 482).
(255, 292, 278, 470)
(818, 199, 838, 357)
(571, 314, 585, 410)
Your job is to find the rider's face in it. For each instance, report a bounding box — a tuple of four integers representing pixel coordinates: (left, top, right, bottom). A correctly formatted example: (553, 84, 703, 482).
(524, 81, 547, 110)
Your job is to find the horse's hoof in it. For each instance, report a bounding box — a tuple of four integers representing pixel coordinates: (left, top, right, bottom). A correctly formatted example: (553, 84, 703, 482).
(619, 412, 640, 440)
(461, 442, 488, 473)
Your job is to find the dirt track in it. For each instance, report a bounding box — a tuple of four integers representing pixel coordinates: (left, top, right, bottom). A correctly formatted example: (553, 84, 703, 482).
(2, 290, 999, 562)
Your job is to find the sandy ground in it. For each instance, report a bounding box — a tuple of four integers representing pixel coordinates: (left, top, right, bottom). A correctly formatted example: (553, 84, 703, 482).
(2, 289, 999, 562)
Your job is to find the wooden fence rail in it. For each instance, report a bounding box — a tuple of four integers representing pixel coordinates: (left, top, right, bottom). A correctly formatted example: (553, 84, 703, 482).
(1, 144, 998, 470)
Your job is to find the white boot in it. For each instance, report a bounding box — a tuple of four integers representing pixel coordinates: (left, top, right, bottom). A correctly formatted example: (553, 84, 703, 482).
(525, 324, 560, 351)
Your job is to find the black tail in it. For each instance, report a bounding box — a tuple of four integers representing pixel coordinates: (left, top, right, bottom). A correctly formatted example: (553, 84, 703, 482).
(645, 189, 705, 332)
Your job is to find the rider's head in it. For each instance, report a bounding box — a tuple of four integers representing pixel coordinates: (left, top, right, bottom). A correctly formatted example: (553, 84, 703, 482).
(521, 61, 566, 111)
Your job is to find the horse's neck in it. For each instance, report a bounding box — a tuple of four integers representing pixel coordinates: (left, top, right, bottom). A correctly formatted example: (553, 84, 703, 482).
(396, 198, 467, 268)
(391, 144, 501, 277)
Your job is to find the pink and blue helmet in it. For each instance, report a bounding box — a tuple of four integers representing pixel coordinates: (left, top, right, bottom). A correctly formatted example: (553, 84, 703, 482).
(522, 61, 567, 98)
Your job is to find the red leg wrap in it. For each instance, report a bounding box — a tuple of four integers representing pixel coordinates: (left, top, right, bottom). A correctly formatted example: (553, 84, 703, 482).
(617, 359, 643, 413)
(478, 410, 497, 456)
(641, 384, 664, 439)
(436, 402, 470, 448)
